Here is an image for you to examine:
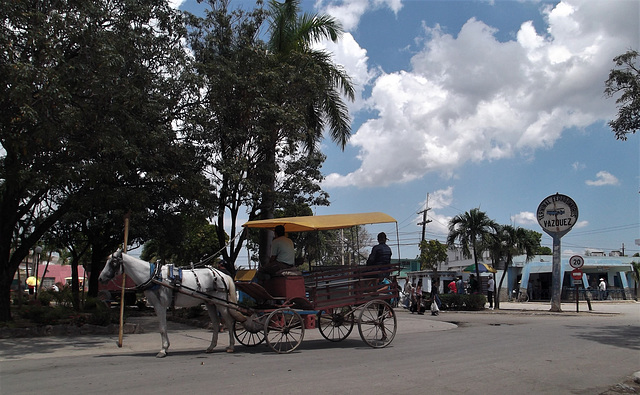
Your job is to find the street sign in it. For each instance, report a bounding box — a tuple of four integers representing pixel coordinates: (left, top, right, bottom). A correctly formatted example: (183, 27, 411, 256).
(573, 279, 582, 285)
(537, 193, 579, 237)
(569, 255, 584, 269)
(571, 269, 582, 280)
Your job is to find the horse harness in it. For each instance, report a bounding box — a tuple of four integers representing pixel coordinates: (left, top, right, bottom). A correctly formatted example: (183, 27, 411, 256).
(145, 262, 231, 307)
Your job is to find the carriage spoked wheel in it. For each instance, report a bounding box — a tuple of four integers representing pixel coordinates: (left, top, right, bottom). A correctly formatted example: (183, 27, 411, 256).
(318, 307, 354, 342)
(233, 319, 265, 347)
(264, 308, 304, 354)
(357, 300, 396, 348)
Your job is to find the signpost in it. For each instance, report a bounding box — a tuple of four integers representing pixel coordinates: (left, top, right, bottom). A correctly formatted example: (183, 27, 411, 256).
(572, 268, 582, 312)
(537, 193, 579, 312)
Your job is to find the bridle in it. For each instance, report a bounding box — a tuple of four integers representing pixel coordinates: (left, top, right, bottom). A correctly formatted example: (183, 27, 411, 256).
(106, 250, 158, 291)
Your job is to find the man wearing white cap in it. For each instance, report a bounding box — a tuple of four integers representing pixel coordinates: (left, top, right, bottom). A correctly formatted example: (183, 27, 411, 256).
(598, 278, 607, 300)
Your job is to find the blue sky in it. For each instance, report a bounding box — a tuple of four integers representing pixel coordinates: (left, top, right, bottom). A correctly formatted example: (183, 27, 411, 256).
(174, 0, 639, 263)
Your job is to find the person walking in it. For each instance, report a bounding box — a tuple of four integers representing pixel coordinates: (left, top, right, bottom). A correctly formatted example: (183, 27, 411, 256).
(403, 280, 413, 309)
(415, 279, 423, 315)
(487, 274, 495, 309)
(456, 276, 464, 295)
(430, 279, 440, 316)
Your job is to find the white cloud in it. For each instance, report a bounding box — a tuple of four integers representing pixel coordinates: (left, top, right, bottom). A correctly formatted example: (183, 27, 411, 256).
(512, 212, 537, 226)
(317, 0, 403, 31)
(585, 171, 620, 186)
(315, 33, 377, 114)
(572, 161, 586, 171)
(168, 0, 185, 9)
(324, 0, 639, 188)
(574, 220, 589, 229)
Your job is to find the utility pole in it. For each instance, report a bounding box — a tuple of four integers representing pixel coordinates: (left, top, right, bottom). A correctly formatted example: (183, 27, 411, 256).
(417, 193, 432, 242)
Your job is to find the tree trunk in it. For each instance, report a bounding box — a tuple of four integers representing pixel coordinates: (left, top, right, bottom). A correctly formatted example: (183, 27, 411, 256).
(497, 267, 507, 309)
(472, 242, 481, 292)
(0, 272, 13, 322)
(258, 139, 278, 267)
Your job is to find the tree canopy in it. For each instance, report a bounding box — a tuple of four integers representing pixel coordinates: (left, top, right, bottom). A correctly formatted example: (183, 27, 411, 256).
(0, 0, 201, 320)
(605, 49, 640, 140)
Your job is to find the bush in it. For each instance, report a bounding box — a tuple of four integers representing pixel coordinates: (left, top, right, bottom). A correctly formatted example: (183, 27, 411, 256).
(438, 294, 486, 311)
(37, 290, 53, 306)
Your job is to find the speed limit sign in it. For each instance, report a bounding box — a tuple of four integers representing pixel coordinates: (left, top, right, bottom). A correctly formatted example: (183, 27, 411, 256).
(569, 255, 584, 269)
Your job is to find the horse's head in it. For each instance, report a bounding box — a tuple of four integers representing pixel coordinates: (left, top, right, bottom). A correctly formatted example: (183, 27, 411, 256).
(99, 249, 123, 283)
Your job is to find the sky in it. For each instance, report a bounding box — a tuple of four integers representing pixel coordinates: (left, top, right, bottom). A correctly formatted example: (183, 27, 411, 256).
(173, 0, 639, 265)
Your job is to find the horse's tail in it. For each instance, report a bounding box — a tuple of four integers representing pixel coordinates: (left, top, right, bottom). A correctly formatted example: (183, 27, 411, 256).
(225, 276, 247, 322)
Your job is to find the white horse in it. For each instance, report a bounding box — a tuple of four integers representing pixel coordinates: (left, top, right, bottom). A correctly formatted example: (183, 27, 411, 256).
(99, 250, 245, 357)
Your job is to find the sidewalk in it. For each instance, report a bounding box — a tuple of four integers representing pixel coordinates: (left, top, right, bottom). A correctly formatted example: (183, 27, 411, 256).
(494, 300, 639, 314)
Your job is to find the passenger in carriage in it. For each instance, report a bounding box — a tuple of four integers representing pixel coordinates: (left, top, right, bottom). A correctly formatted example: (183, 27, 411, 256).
(260, 225, 295, 276)
(366, 232, 392, 279)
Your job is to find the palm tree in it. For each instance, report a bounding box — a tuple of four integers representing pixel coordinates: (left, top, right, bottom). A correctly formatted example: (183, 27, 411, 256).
(487, 225, 540, 308)
(257, 0, 355, 263)
(447, 208, 499, 292)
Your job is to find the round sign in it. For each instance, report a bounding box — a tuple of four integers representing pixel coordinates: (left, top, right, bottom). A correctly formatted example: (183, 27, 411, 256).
(537, 193, 579, 236)
(571, 269, 582, 280)
(569, 255, 584, 269)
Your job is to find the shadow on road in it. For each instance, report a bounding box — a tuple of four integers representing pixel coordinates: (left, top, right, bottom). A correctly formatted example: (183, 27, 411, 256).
(566, 324, 640, 350)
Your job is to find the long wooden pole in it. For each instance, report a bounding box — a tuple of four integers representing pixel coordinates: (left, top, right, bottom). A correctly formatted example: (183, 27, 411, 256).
(117, 214, 130, 348)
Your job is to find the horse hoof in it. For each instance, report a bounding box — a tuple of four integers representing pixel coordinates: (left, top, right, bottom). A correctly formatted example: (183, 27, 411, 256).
(156, 351, 167, 358)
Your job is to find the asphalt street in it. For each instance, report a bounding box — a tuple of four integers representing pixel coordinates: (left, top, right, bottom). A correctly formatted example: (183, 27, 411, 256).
(1, 301, 638, 394)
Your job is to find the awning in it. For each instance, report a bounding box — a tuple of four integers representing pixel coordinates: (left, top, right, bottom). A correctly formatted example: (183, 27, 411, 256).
(242, 212, 397, 232)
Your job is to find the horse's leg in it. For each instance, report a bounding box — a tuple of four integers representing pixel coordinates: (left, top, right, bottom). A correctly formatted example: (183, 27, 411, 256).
(147, 291, 170, 358)
(220, 307, 236, 353)
(205, 303, 221, 353)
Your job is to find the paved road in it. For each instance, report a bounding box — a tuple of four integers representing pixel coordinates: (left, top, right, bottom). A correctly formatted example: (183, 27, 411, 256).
(1, 301, 638, 394)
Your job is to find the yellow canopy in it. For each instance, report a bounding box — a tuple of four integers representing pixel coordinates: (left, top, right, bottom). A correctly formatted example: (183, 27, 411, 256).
(242, 212, 397, 232)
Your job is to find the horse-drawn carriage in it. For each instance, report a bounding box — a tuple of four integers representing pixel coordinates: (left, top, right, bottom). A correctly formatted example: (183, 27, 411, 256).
(99, 212, 400, 356)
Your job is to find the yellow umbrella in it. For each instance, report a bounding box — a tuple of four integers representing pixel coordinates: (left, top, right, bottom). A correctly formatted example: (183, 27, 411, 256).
(26, 276, 39, 286)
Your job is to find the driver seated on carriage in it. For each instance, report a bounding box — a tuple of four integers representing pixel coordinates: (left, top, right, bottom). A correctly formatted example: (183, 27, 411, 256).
(259, 225, 296, 277)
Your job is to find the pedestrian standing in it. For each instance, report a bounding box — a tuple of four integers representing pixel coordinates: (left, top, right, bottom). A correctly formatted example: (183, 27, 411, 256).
(487, 274, 495, 309)
(469, 274, 478, 294)
(456, 276, 464, 294)
(598, 278, 607, 300)
(415, 279, 423, 315)
(448, 280, 457, 294)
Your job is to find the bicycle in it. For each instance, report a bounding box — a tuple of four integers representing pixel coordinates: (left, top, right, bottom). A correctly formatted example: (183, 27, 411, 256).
(509, 289, 529, 302)
(517, 290, 529, 302)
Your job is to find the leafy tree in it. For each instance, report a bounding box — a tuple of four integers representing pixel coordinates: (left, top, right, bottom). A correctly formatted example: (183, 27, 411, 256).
(537, 246, 552, 255)
(0, 0, 194, 321)
(447, 208, 499, 285)
(184, 0, 343, 270)
(256, 0, 355, 264)
(418, 239, 449, 272)
(141, 215, 223, 267)
(605, 49, 640, 140)
(485, 225, 540, 308)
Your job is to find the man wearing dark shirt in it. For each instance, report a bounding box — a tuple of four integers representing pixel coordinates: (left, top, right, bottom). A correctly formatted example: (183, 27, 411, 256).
(366, 232, 392, 278)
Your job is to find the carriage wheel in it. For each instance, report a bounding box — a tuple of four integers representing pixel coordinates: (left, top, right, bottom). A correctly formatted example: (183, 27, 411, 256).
(233, 320, 265, 347)
(264, 308, 304, 354)
(357, 300, 396, 348)
(318, 307, 354, 342)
